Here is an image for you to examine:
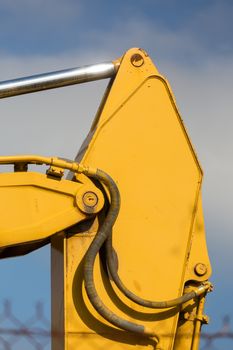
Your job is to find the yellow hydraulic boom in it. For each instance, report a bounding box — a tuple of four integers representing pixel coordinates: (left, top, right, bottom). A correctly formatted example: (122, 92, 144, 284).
(0, 48, 212, 350)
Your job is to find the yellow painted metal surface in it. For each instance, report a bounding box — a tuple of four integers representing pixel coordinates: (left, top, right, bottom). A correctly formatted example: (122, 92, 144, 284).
(52, 230, 159, 350)
(0, 47, 211, 350)
(51, 48, 211, 350)
(0, 170, 104, 257)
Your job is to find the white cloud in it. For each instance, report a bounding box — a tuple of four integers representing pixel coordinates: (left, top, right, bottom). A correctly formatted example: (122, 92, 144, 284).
(163, 59, 233, 230)
(0, 52, 109, 158)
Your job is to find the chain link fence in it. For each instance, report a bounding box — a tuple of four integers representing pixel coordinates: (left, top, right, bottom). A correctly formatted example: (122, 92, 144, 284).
(0, 300, 50, 350)
(0, 300, 231, 349)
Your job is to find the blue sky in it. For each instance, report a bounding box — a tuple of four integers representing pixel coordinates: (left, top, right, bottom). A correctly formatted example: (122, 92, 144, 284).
(0, 0, 232, 59)
(0, 0, 232, 347)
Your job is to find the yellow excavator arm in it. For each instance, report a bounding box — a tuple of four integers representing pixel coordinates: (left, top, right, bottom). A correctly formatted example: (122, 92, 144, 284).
(0, 48, 212, 350)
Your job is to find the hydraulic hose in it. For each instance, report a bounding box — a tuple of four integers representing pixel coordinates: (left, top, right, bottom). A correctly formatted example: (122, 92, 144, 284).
(105, 234, 209, 308)
(82, 167, 210, 338)
(0, 154, 209, 337)
(83, 169, 158, 338)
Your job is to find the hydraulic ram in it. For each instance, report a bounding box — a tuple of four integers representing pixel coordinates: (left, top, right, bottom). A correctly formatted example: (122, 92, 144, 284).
(0, 62, 118, 98)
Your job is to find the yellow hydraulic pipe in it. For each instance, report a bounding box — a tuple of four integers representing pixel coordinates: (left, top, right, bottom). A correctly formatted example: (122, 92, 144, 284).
(0, 155, 96, 175)
(191, 296, 206, 350)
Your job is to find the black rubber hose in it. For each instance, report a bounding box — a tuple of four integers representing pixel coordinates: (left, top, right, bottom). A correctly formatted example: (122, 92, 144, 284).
(105, 234, 200, 308)
(83, 169, 158, 338)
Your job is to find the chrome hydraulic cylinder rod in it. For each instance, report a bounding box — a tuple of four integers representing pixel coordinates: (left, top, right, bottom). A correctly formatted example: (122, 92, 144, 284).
(0, 62, 118, 99)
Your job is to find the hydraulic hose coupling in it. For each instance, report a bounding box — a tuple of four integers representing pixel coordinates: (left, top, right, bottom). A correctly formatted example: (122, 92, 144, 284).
(80, 165, 98, 177)
(195, 282, 213, 297)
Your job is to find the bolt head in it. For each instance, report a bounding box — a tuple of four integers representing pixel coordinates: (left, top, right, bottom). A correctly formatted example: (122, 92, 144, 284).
(194, 263, 207, 276)
(202, 315, 210, 324)
(82, 191, 98, 208)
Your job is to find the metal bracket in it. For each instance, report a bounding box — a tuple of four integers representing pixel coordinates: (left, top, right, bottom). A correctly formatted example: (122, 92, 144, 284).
(46, 165, 64, 179)
(183, 311, 209, 324)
